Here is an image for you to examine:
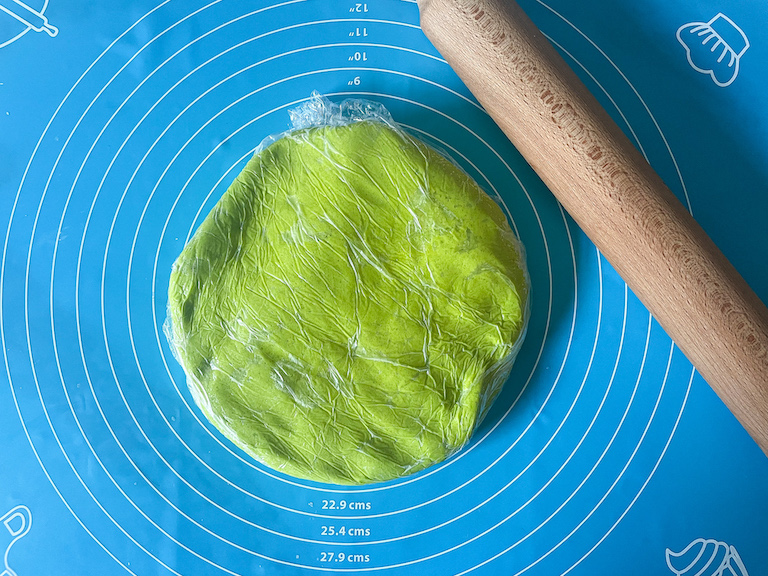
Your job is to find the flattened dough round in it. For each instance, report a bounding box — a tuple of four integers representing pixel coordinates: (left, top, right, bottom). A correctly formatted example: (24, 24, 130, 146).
(168, 120, 528, 484)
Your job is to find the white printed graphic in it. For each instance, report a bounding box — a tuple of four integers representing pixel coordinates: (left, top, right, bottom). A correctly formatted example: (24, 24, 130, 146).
(1, 506, 31, 576)
(677, 13, 749, 87)
(0, 0, 57, 48)
(666, 538, 749, 576)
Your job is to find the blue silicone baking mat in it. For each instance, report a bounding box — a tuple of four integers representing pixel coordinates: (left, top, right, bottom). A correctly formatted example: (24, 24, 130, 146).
(2, 1, 767, 574)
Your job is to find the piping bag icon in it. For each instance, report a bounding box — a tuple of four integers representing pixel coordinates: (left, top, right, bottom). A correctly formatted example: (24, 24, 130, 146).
(0, 506, 31, 576)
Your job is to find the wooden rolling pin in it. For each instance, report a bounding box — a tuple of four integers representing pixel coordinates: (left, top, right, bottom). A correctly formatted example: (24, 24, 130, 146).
(417, 0, 768, 454)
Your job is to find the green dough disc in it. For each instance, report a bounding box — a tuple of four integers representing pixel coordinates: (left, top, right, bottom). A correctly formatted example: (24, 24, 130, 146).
(167, 119, 529, 485)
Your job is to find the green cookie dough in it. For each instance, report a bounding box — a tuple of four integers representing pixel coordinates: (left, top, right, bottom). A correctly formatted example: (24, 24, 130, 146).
(168, 115, 528, 485)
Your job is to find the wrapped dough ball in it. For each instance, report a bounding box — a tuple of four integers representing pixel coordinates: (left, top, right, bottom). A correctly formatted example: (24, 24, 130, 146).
(167, 96, 529, 484)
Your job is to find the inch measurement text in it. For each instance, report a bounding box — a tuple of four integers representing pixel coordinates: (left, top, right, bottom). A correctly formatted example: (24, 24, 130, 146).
(345, 3, 373, 87)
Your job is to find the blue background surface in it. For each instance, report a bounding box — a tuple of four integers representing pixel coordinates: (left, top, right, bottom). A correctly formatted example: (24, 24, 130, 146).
(1, 1, 767, 574)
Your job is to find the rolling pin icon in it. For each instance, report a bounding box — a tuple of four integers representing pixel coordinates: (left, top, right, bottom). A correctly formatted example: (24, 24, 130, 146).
(0, 0, 58, 37)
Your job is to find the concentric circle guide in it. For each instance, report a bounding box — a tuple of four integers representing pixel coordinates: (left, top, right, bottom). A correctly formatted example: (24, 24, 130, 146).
(1, 0, 698, 574)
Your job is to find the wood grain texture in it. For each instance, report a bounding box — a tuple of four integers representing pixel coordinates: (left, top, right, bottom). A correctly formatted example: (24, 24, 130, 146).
(418, 0, 768, 454)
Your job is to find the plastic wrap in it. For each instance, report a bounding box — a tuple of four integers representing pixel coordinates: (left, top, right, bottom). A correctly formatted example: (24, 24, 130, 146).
(166, 94, 530, 485)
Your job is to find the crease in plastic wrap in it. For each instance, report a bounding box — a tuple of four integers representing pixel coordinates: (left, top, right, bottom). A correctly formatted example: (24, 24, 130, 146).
(166, 93, 530, 485)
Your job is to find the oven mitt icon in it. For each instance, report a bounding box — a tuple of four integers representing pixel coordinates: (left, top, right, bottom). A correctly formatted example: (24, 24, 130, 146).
(666, 538, 749, 576)
(1, 506, 31, 576)
(677, 13, 749, 87)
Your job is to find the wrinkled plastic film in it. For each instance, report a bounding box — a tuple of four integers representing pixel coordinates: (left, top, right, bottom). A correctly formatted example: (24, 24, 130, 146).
(166, 93, 530, 485)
